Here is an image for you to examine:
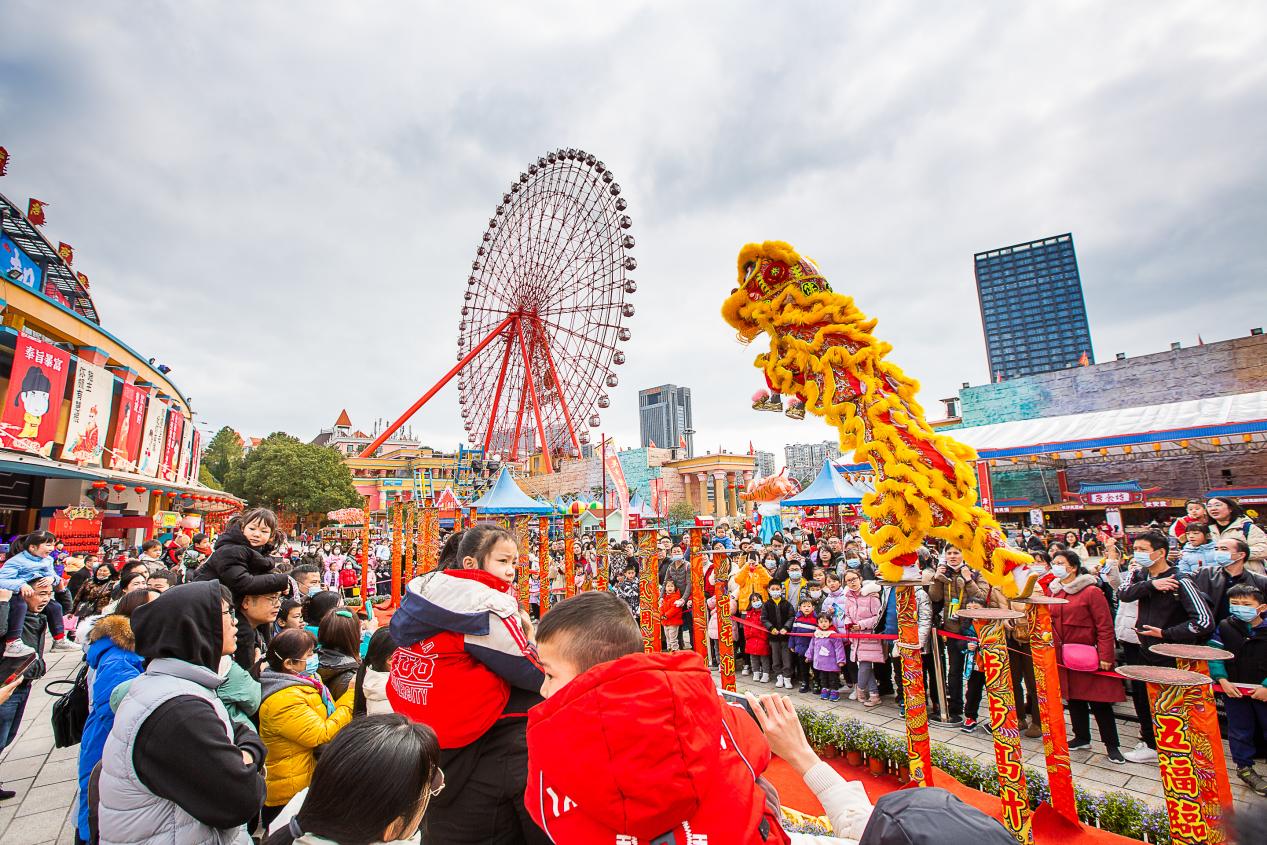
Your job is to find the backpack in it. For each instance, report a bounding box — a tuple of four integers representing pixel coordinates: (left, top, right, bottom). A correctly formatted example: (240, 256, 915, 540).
(47, 661, 90, 747)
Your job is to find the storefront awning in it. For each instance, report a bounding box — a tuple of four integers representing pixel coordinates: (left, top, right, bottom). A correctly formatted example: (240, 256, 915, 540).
(0, 448, 239, 509)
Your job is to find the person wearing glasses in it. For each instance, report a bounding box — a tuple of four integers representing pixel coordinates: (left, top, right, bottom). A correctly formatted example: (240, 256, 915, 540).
(236, 588, 286, 673)
(264, 714, 443, 845)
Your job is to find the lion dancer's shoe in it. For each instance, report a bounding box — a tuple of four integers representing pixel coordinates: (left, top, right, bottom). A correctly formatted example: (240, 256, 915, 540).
(751, 388, 784, 412)
(784, 399, 806, 420)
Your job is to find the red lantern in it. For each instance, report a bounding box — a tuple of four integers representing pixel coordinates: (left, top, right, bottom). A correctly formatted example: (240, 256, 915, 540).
(91, 480, 108, 490)
(135, 486, 147, 494)
(113, 484, 127, 493)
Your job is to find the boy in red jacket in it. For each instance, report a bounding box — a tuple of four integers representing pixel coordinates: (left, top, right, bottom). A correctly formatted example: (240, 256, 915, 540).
(660, 580, 687, 651)
(529, 592, 791, 845)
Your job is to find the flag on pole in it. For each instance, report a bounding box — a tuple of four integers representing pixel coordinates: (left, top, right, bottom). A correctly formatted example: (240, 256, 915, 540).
(1078, 352, 1089, 366)
(27, 199, 47, 225)
(76, 272, 90, 290)
(57, 242, 73, 265)
(678, 434, 686, 449)
(1197, 335, 1204, 346)
(0, 147, 9, 177)
(648, 439, 657, 448)
(748, 441, 755, 456)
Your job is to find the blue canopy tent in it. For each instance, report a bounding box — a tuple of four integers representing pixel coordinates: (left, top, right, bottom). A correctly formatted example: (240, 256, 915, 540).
(783, 460, 868, 507)
(470, 467, 553, 514)
(781, 460, 872, 541)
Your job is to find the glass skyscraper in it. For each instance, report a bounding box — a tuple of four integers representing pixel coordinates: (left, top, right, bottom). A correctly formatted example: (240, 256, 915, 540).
(638, 384, 693, 456)
(974, 233, 1093, 381)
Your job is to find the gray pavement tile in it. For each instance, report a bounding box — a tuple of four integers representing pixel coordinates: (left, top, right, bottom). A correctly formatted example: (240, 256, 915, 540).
(43, 746, 77, 764)
(16, 780, 77, 818)
(0, 777, 35, 804)
(1, 736, 54, 761)
(0, 754, 46, 781)
(1, 805, 69, 845)
(31, 759, 77, 788)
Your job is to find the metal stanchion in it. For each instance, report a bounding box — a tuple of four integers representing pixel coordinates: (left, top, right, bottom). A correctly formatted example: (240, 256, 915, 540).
(959, 606, 1032, 845)
(635, 528, 660, 653)
(1117, 664, 1215, 845)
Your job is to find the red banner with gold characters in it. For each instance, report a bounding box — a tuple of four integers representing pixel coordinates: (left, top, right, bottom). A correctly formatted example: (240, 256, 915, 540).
(1148, 683, 1210, 845)
(76, 271, 90, 291)
(689, 528, 708, 660)
(0, 147, 9, 177)
(0, 335, 71, 457)
(27, 198, 47, 226)
(110, 382, 148, 473)
(977, 618, 1033, 845)
(714, 550, 736, 691)
(896, 587, 933, 788)
(538, 516, 550, 615)
(637, 530, 660, 653)
(562, 515, 576, 598)
(1025, 602, 1077, 823)
(57, 241, 73, 265)
(515, 516, 530, 611)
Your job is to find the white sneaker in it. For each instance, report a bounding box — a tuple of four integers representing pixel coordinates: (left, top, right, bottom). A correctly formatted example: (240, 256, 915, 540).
(1123, 743, 1158, 764)
(52, 638, 81, 652)
(760, 672, 769, 683)
(741, 666, 750, 675)
(848, 688, 860, 701)
(3, 640, 34, 658)
(777, 676, 787, 688)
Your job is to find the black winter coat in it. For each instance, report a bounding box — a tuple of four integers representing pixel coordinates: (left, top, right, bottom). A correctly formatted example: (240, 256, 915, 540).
(191, 527, 289, 602)
(1118, 565, 1215, 661)
(1213, 617, 1267, 685)
(761, 596, 794, 643)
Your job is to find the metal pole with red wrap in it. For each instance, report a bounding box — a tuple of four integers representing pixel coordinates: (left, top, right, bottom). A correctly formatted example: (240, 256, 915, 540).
(689, 527, 708, 660)
(1150, 643, 1235, 843)
(563, 514, 576, 598)
(636, 528, 660, 653)
(537, 516, 550, 616)
(403, 502, 416, 581)
(595, 526, 610, 592)
(961, 606, 1032, 844)
(1117, 665, 1214, 845)
(1019, 595, 1077, 824)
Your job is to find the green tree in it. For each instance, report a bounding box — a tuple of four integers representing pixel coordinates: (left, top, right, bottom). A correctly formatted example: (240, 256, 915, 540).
(667, 500, 697, 531)
(199, 464, 221, 488)
(226, 433, 360, 514)
(203, 426, 244, 487)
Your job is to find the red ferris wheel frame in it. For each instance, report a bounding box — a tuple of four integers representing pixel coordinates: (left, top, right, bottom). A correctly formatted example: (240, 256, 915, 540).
(360, 149, 635, 472)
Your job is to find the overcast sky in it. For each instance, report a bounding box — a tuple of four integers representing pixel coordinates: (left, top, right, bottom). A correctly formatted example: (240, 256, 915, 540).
(2, 2, 1264, 467)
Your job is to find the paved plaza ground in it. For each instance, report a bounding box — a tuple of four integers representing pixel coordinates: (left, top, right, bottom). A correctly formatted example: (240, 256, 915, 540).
(0, 651, 1257, 844)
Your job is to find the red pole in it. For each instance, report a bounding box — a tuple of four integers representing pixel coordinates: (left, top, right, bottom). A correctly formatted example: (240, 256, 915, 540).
(483, 329, 517, 453)
(516, 320, 553, 474)
(529, 315, 582, 454)
(360, 314, 516, 457)
(510, 378, 527, 461)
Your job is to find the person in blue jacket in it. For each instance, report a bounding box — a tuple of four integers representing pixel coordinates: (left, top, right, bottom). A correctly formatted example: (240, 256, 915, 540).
(75, 589, 155, 842)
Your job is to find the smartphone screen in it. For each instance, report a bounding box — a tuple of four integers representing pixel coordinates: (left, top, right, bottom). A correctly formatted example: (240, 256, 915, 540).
(718, 689, 760, 727)
(0, 653, 37, 685)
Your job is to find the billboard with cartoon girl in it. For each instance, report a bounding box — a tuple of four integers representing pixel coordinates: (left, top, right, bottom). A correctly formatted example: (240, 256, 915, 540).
(1, 335, 71, 457)
(60, 360, 114, 466)
(137, 393, 167, 478)
(109, 382, 148, 473)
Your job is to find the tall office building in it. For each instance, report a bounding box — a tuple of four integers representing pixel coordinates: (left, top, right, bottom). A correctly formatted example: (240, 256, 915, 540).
(638, 384, 693, 456)
(753, 449, 776, 478)
(974, 233, 1093, 381)
(784, 440, 841, 484)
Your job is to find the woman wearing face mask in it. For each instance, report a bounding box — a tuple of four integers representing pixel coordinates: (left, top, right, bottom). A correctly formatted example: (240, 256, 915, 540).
(1048, 550, 1125, 763)
(1206, 496, 1267, 574)
(265, 714, 443, 845)
(259, 628, 356, 828)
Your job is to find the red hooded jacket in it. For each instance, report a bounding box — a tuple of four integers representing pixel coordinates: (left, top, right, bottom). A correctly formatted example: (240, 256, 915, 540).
(525, 651, 790, 845)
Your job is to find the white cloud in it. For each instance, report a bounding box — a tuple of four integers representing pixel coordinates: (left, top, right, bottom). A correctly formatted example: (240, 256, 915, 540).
(1, 1, 1264, 466)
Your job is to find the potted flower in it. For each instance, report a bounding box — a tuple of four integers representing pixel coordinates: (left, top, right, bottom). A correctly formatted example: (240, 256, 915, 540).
(838, 720, 864, 767)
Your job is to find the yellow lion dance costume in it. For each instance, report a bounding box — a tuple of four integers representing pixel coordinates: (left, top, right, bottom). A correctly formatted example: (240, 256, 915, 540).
(722, 241, 1036, 597)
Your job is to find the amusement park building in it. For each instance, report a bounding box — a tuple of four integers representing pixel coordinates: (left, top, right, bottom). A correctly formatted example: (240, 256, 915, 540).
(0, 188, 237, 549)
(887, 330, 1267, 527)
(313, 411, 500, 512)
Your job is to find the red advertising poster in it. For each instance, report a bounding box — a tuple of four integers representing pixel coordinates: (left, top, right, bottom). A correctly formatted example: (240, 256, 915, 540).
(159, 407, 184, 482)
(110, 383, 148, 473)
(975, 460, 995, 514)
(603, 446, 630, 541)
(0, 335, 71, 457)
(188, 428, 202, 484)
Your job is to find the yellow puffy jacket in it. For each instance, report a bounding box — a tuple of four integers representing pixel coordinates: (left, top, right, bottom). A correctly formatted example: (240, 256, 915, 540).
(734, 563, 772, 611)
(258, 671, 354, 807)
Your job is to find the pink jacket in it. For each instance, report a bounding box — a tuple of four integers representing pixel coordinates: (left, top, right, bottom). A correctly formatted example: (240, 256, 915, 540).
(841, 584, 885, 663)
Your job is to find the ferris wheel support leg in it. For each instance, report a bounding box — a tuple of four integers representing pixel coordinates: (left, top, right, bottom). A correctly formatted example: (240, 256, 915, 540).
(359, 314, 516, 458)
(530, 315, 582, 455)
(516, 320, 554, 474)
(484, 328, 518, 454)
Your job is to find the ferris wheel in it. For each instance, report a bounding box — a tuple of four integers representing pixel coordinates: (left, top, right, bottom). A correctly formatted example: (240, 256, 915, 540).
(361, 148, 636, 473)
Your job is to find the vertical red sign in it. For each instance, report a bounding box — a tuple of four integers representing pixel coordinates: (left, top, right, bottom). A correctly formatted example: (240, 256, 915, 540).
(0, 335, 71, 457)
(110, 383, 148, 473)
(160, 408, 184, 482)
